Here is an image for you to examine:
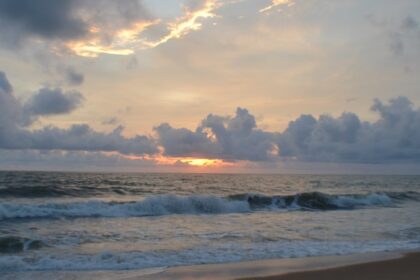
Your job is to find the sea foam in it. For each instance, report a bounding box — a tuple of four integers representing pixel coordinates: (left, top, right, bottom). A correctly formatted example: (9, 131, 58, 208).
(0, 191, 413, 220)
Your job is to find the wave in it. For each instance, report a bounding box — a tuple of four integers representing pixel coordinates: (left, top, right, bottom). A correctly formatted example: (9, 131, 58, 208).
(0, 236, 44, 253)
(1, 191, 416, 220)
(1, 239, 419, 271)
(229, 191, 396, 210)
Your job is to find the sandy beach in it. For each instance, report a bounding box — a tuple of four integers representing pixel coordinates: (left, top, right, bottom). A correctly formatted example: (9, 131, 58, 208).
(241, 252, 420, 280)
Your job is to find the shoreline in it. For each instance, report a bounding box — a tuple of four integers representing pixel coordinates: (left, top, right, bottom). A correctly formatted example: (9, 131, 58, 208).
(139, 250, 413, 280)
(240, 251, 420, 280)
(3, 250, 417, 280)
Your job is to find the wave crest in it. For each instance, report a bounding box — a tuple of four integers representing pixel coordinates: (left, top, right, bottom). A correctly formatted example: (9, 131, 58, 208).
(0, 191, 416, 220)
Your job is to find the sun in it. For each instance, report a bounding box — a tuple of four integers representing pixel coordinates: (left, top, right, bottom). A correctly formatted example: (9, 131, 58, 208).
(179, 158, 222, 167)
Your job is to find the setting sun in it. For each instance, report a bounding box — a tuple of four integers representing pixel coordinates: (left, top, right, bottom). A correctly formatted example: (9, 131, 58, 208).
(179, 158, 223, 167)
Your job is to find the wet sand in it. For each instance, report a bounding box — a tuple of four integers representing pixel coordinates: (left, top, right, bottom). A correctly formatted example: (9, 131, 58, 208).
(241, 252, 420, 280)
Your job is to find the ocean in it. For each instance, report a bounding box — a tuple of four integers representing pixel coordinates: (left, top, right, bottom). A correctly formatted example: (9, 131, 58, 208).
(1, 171, 420, 273)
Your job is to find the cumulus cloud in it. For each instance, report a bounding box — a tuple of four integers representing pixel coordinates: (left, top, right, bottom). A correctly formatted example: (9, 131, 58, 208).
(155, 107, 277, 161)
(0, 71, 31, 147)
(156, 97, 420, 164)
(0, 70, 158, 156)
(24, 88, 84, 116)
(277, 96, 420, 163)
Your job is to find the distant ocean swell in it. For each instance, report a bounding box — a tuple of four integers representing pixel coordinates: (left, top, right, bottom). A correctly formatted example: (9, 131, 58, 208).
(1, 191, 418, 220)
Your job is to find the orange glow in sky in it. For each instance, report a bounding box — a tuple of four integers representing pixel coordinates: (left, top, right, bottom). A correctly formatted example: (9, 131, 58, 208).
(114, 153, 234, 169)
(179, 158, 224, 167)
(154, 155, 233, 168)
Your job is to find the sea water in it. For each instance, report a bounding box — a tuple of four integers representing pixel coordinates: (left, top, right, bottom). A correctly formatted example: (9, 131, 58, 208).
(0, 172, 420, 272)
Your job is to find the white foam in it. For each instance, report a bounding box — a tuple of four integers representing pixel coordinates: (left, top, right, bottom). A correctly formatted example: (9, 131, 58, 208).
(0, 195, 251, 220)
(0, 192, 400, 220)
(332, 193, 392, 208)
(1, 239, 419, 272)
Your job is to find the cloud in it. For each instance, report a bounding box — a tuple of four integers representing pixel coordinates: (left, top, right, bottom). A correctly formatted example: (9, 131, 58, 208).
(156, 97, 420, 164)
(64, 67, 84, 86)
(0, 0, 226, 57)
(143, 0, 220, 48)
(0, 70, 158, 156)
(277, 96, 420, 163)
(388, 16, 420, 56)
(259, 0, 294, 14)
(21, 125, 158, 155)
(0, 149, 159, 172)
(155, 107, 277, 161)
(0, 0, 87, 44)
(2, 70, 420, 165)
(0, 0, 154, 56)
(277, 112, 363, 161)
(0, 71, 13, 93)
(402, 16, 419, 30)
(23, 88, 84, 116)
(0, 71, 30, 146)
(102, 117, 119, 126)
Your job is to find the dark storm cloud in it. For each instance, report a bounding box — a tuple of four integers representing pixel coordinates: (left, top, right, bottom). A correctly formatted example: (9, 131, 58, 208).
(155, 108, 277, 161)
(0, 71, 158, 156)
(0, 0, 87, 43)
(24, 88, 84, 116)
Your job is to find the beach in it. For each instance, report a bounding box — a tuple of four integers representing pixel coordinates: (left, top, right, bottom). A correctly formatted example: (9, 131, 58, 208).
(138, 250, 419, 280)
(242, 252, 420, 280)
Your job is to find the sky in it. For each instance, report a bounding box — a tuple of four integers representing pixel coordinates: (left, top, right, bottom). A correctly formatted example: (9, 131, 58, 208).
(0, 0, 420, 173)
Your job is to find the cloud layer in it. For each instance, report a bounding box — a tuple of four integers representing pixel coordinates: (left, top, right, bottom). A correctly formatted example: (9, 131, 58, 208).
(277, 97, 420, 163)
(2, 70, 420, 165)
(155, 108, 276, 161)
(0, 71, 157, 155)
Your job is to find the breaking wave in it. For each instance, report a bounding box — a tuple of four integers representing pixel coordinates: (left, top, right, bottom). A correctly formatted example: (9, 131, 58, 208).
(0, 191, 417, 220)
(0, 236, 44, 254)
(1, 239, 419, 271)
